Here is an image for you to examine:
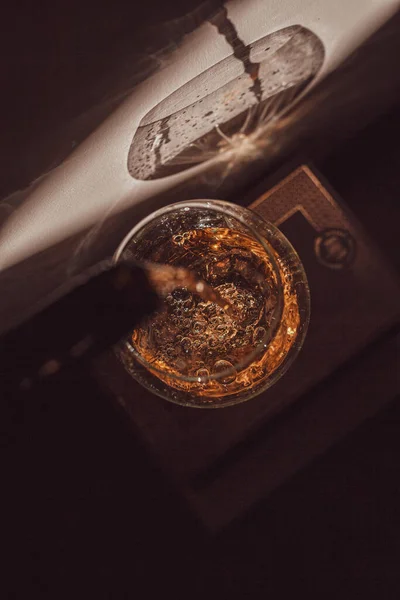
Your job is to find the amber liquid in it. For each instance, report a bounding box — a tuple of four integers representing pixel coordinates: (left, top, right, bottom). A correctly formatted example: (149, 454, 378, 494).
(130, 227, 300, 400)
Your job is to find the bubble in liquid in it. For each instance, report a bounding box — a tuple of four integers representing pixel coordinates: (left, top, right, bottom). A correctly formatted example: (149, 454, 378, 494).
(208, 335, 220, 348)
(216, 323, 230, 341)
(196, 368, 210, 380)
(182, 294, 194, 310)
(253, 326, 267, 346)
(192, 339, 202, 350)
(181, 231, 194, 248)
(181, 337, 192, 352)
(198, 342, 208, 353)
(192, 320, 206, 335)
(172, 234, 184, 245)
(172, 288, 191, 302)
(212, 359, 237, 384)
(210, 316, 223, 327)
(203, 303, 217, 318)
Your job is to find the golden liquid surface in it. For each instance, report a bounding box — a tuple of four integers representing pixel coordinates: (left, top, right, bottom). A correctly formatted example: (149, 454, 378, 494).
(129, 227, 300, 400)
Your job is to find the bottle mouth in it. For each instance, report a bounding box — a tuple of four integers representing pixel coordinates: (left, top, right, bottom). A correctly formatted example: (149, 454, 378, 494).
(113, 200, 286, 385)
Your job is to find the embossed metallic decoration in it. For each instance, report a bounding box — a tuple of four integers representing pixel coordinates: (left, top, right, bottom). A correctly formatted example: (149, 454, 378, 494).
(314, 228, 356, 269)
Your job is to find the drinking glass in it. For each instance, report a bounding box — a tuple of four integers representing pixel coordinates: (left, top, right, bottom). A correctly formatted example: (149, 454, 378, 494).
(114, 200, 310, 408)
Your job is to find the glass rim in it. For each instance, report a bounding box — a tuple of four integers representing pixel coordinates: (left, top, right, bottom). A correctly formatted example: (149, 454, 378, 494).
(113, 200, 291, 384)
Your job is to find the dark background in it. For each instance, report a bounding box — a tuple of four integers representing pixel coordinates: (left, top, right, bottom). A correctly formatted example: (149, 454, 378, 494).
(1, 2, 399, 598)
